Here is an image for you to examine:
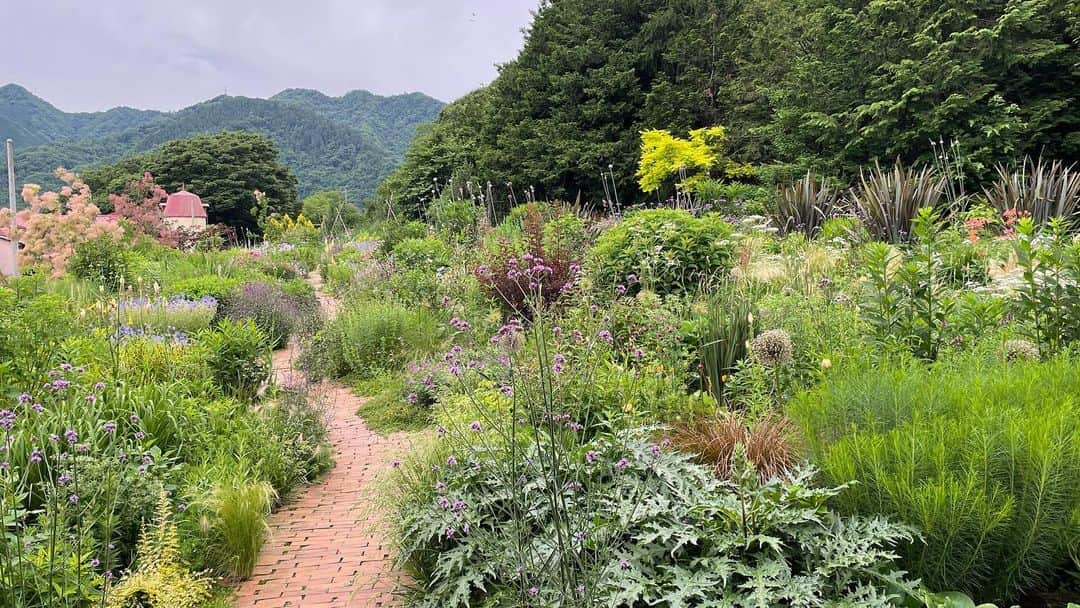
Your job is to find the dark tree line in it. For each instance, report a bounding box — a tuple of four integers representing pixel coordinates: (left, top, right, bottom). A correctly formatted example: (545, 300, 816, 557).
(83, 132, 299, 234)
(373, 0, 1079, 216)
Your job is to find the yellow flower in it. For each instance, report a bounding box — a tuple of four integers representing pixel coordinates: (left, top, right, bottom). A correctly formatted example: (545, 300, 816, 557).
(820, 358, 832, 370)
(622, 402, 635, 413)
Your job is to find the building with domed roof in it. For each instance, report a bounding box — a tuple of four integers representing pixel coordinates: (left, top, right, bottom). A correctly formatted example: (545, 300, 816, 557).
(161, 188, 208, 231)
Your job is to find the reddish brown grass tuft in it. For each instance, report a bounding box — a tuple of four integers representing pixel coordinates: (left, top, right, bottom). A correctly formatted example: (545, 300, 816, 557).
(670, 411, 802, 481)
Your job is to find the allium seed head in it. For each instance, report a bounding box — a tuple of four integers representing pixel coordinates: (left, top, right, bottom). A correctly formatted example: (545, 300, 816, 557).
(751, 329, 794, 367)
(1003, 339, 1039, 362)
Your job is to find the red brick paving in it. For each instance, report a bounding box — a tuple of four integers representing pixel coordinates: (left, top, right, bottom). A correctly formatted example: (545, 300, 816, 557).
(234, 276, 415, 607)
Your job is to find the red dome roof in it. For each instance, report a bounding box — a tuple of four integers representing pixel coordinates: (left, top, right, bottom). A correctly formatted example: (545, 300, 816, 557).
(162, 189, 207, 218)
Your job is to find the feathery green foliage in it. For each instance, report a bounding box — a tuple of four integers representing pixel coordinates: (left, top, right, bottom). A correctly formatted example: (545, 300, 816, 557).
(197, 479, 276, 580)
(789, 355, 1080, 602)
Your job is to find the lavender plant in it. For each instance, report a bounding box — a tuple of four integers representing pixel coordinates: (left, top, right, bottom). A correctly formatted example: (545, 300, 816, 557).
(221, 282, 320, 349)
(117, 295, 218, 335)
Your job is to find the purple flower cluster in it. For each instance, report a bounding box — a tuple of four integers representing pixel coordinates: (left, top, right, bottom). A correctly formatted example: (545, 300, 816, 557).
(119, 295, 217, 311)
(404, 358, 447, 407)
(475, 239, 582, 314)
(113, 324, 189, 344)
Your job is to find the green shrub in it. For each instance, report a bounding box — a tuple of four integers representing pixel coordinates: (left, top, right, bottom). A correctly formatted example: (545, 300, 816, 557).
(819, 215, 866, 242)
(200, 320, 271, 401)
(254, 257, 301, 281)
(1009, 217, 1080, 353)
(858, 209, 954, 360)
(542, 209, 589, 258)
(502, 201, 552, 228)
(352, 374, 433, 432)
(302, 300, 445, 380)
(788, 355, 1080, 602)
(378, 219, 428, 252)
(277, 277, 316, 301)
(0, 290, 80, 389)
(589, 209, 736, 295)
(391, 237, 452, 272)
(388, 268, 441, 307)
(69, 235, 131, 290)
(695, 179, 775, 215)
(118, 335, 209, 385)
(263, 387, 333, 482)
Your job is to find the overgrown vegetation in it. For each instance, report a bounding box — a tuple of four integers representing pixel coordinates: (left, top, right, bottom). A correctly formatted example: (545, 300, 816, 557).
(2, 2, 1079, 606)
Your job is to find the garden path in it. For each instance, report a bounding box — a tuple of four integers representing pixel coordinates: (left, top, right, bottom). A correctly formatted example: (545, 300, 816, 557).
(234, 273, 413, 607)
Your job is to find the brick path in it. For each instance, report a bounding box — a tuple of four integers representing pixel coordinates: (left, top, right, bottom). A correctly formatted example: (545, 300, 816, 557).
(234, 276, 414, 607)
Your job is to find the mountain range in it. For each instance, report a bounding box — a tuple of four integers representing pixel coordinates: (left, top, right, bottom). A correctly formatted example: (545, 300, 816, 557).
(0, 83, 444, 204)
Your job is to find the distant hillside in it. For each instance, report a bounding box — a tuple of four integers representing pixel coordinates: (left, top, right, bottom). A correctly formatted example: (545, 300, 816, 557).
(0, 84, 163, 147)
(0, 84, 444, 203)
(271, 88, 445, 157)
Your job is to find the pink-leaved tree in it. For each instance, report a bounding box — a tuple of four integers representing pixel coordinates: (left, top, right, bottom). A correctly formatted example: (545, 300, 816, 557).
(0, 168, 123, 277)
(109, 172, 183, 247)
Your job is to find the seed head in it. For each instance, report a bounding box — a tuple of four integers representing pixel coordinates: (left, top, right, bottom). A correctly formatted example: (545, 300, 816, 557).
(751, 329, 794, 367)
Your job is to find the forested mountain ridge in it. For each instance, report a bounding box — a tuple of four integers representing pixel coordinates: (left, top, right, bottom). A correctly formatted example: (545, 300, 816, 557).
(0, 83, 444, 202)
(270, 88, 446, 156)
(0, 84, 163, 148)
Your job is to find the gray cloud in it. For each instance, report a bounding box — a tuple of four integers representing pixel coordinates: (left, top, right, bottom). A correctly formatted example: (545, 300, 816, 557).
(4, 0, 538, 111)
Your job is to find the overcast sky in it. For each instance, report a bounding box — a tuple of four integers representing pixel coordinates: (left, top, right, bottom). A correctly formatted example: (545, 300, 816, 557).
(4, 0, 539, 112)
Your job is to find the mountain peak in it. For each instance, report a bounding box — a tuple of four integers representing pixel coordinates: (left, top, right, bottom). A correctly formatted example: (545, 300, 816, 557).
(0, 83, 54, 107)
(1, 83, 32, 95)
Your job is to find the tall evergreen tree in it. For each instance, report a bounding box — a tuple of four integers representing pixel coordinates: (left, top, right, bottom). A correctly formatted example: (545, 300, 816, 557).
(768, 0, 1080, 178)
(378, 0, 779, 215)
(377, 0, 1078, 215)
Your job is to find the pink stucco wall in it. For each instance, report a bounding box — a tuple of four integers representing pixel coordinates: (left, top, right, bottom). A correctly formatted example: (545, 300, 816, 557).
(0, 239, 16, 276)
